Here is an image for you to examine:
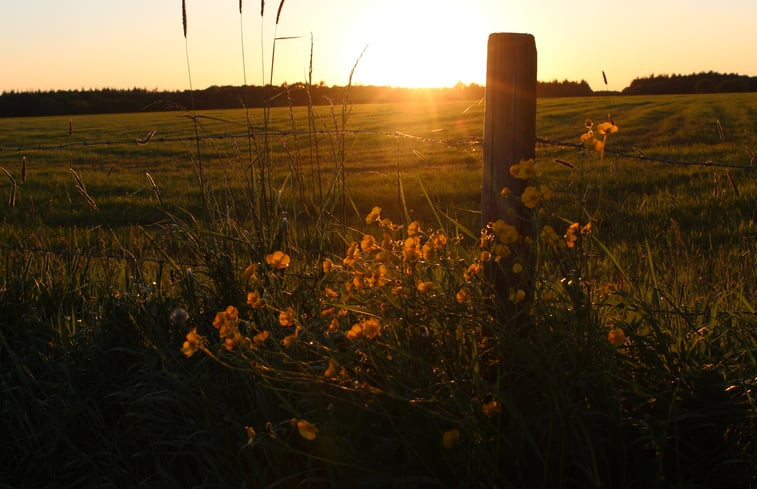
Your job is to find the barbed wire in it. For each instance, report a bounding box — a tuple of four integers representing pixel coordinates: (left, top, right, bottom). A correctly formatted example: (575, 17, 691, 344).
(1, 128, 754, 170)
(1, 244, 753, 317)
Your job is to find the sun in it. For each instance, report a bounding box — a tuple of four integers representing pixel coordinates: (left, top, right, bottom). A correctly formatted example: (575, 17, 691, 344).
(349, 1, 487, 88)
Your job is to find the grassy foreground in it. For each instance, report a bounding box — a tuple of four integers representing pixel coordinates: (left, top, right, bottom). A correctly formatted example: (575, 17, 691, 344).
(0, 93, 755, 488)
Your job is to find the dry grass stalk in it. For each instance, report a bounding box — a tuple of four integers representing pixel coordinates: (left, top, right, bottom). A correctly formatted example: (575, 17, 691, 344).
(182, 0, 188, 38)
(1, 166, 15, 184)
(137, 129, 157, 145)
(275, 0, 285, 24)
(670, 218, 684, 255)
(9, 182, 16, 207)
(725, 170, 740, 197)
(21, 156, 27, 183)
(1, 167, 16, 207)
(69, 168, 97, 209)
(145, 172, 164, 208)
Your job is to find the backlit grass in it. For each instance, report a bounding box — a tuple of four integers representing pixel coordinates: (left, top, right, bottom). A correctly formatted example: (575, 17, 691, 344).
(1, 93, 755, 488)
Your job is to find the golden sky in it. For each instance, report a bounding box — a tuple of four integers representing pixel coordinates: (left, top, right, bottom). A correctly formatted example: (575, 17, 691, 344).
(2, 0, 756, 93)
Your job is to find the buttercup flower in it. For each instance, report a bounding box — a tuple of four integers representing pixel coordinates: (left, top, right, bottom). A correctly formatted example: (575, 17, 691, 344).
(541, 225, 561, 246)
(456, 288, 469, 304)
(295, 419, 318, 440)
(247, 290, 262, 307)
(596, 121, 618, 135)
(181, 328, 204, 357)
(521, 186, 541, 209)
(266, 251, 290, 269)
(608, 328, 627, 347)
(491, 220, 519, 244)
(360, 234, 380, 253)
(482, 400, 502, 418)
(241, 263, 258, 280)
(365, 206, 381, 224)
(253, 330, 269, 344)
(279, 307, 296, 327)
(564, 222, 580, 248)
(442, 429, 461, 449)
(509, 158, 535, 179)
(417, 280, 434, 293)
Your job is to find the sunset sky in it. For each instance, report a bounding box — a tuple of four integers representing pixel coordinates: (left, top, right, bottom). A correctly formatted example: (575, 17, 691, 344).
(2, 0, 756, 93)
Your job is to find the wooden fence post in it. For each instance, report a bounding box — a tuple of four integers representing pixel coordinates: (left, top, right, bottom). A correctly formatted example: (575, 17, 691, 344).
(482, 33, 537, 320)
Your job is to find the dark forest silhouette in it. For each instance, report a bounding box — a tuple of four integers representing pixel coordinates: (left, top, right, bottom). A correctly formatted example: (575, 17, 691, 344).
(1, 72, 754, 117)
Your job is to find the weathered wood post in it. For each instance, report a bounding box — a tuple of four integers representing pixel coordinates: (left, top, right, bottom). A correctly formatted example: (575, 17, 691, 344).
(482, 33, 537, 321)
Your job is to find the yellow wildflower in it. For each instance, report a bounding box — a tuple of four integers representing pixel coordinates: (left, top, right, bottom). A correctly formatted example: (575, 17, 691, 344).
(491, 220, 519, 244)
(352, 273, 365, 290)
(422, 242, 435, 261)
(279, 307, 296, 327)
(493, 243, 511, 258)
(541, 225, 561, 246)
(365, 206, 381, 224)
(360, 318, 381, 339)
(482, 400, 502, 418)
(345, 323, 362, 340)
(564, 222, 580, 248)
(324, 358, 339, 378)
(596, 121, 618, 135)
(244, 426, 256, 444)
(464, 263, 482, 280)
(246, 290, 262, 308)
(442, 429, 461, 449)
(432, 232, 448, 249)
(343, 242, 360, 267)
(322, 258, 333, 274)
(241, 263, 258, 280)
(512, 289, 526, 304)
(456, 288, 469, 304)
(253, 330, 269, 344)
(581, 132, 605, 152)
(324, 287, 339, 299)
(509, 158, 535, 179)
(500, 186, 511, 197)
(521, 186, 541, 209)
(417, 280, 434, 293)
(295, 419, 318, 441)
(512, 262, 523, 274)
(608, 328, 626, 347)
(266, 251, 290, 270)
(181, 328, 204, 357)
(403, 236, 422, 261)
(407, 220, 421, 237)
(213, 306, 240, 343)
(346, 318, 381, 340)
(539, 184, 552, 201)
(392, 285, 407, 297)
(282, 328, 299, 347)
(360, 234, 380, 253)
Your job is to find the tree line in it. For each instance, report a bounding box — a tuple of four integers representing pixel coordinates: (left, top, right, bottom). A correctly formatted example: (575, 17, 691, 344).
(622, 72, 757, 95)
(0, 81, 593, 117)
(1, 73, 753, 117)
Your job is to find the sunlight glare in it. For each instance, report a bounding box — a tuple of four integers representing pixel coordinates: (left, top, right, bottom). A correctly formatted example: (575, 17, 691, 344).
(351, 1, 486, 88)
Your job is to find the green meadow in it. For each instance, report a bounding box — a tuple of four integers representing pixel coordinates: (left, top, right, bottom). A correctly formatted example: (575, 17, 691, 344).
(1, 92, 755, 488)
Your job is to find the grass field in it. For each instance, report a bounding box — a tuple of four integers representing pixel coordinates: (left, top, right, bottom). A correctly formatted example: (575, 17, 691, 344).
(1, 93, 755, 488)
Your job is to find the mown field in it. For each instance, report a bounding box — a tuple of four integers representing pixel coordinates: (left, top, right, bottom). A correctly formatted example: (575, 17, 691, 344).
(1, 92, 755, 488)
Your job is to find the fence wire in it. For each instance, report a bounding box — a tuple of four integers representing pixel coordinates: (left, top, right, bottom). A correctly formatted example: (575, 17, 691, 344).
(1, 128, 755, 170)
